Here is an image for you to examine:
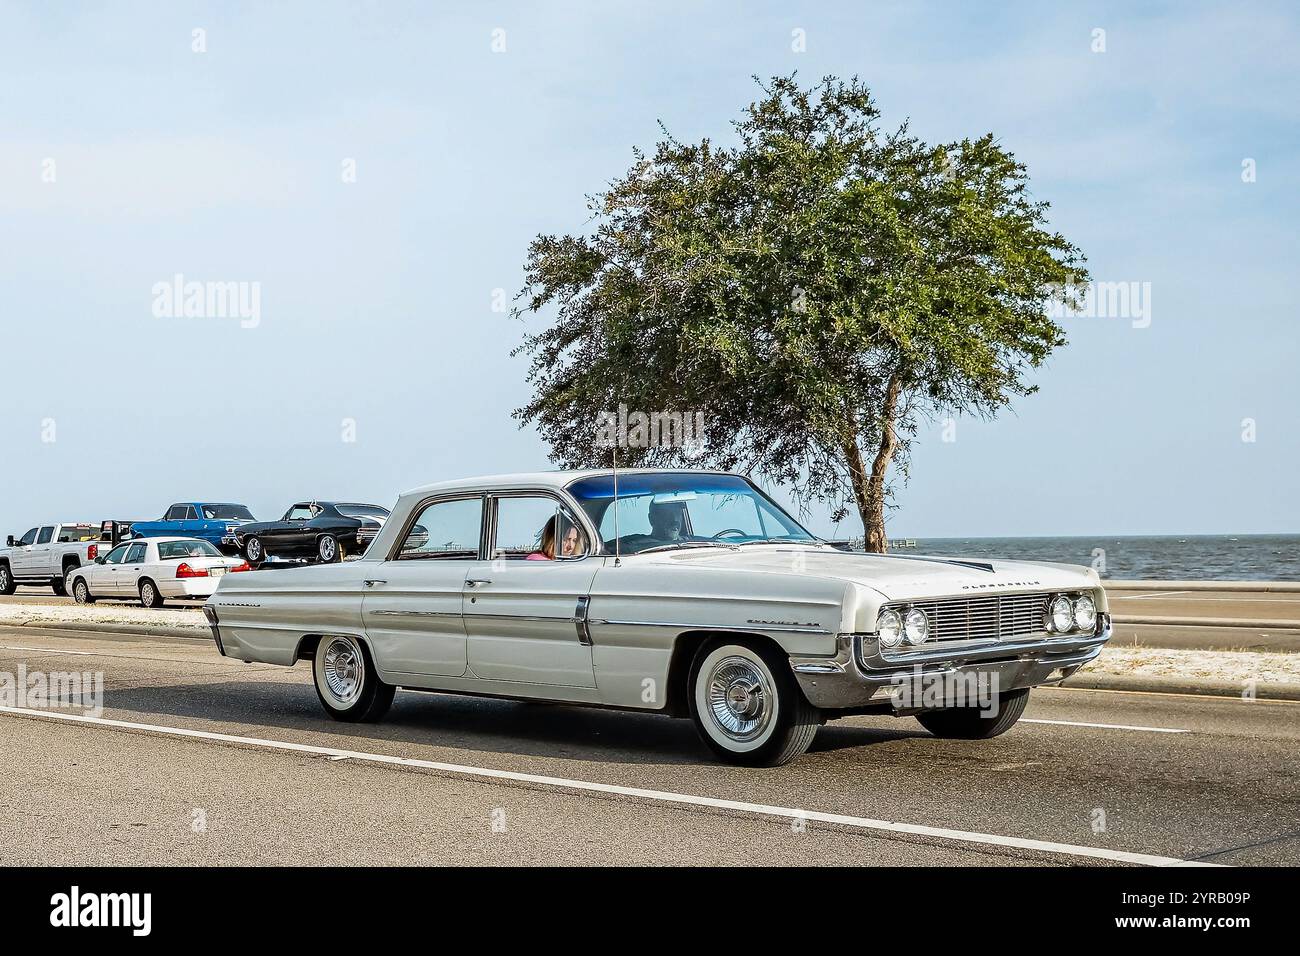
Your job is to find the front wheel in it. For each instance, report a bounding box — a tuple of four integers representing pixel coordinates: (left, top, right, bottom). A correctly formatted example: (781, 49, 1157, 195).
(312, 635, 395, 722)
(0, 564, 14, 595)
(317, 534, 340, 563)
(687, 640, 820, 767)
(72, 576, 95, 604)
(244, 536, 265, 565)
(915, 687, 1031, 739)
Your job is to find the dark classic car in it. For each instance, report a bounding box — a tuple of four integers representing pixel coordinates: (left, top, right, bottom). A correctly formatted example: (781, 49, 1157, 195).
(233, 502, 390, 565)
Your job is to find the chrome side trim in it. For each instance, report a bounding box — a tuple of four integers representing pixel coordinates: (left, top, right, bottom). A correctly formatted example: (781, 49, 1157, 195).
(592, 618, 831, 636)
(462, 612, 573, 623)
(574, 595, 593, 646)
(370, 609, 461, 619)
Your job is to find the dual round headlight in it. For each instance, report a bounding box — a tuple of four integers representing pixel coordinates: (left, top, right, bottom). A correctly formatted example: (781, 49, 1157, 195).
(876, 607, 929, 647)
(1048, 593, 1098, 633)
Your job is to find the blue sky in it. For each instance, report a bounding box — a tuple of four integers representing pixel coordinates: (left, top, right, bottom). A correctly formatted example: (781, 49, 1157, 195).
(1, 0, 1297, 539)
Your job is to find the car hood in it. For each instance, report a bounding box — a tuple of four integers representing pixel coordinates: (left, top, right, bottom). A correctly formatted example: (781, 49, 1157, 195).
(644, 545, 1097, 602)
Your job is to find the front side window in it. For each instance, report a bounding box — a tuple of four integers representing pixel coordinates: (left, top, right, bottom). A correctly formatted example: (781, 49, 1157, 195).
(493, 495, 587, 561)
(286, 505, 315, 521)
(183, 506, 198, 520)
(397, 497, 482, 560)
(566, 473, 816, 556)
(18, 528, 37, 546)
(103, 545, 130, 565)
(37, 527, 54, 545)
(165, 505, 188, 520)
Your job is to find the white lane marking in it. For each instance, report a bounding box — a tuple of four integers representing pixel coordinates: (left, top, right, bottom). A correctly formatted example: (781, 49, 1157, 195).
(0, 705, 1217, 868)
(1022, 718, 1189, 734)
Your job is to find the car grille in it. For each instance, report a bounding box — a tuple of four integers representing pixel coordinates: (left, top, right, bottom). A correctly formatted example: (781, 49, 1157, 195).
(901, 592, 1052, 644)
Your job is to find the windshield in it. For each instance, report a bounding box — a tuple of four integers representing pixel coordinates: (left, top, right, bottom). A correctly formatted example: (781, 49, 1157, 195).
(158, 540, 222, 559)
(201, 505, 255, 521)
(565, 472, 817, 556)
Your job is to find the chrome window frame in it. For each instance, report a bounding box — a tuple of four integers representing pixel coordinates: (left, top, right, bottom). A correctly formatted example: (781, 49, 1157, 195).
(485, 488, 596, 563)
(386, 492, 489, 563)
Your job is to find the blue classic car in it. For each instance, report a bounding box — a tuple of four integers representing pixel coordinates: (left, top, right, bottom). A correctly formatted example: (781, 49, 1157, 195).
(130, 502, 257, 555)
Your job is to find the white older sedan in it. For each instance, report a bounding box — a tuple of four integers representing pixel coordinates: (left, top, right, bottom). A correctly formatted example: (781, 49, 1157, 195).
(205, 470, 1112, 766)
(70, 537, 251, 608)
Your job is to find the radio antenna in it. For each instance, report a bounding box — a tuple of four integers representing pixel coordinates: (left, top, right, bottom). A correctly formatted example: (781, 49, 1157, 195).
(612, 445, 621, 567)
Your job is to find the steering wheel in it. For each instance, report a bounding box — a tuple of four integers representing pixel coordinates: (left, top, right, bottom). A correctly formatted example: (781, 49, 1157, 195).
(711, 528, 748, 539)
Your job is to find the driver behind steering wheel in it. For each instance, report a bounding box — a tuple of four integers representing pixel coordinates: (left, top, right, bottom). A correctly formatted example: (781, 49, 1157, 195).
(646, 500, 688, 544)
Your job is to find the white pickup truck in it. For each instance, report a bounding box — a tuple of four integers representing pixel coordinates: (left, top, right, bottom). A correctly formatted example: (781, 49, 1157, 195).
(0, 523, 107, 596)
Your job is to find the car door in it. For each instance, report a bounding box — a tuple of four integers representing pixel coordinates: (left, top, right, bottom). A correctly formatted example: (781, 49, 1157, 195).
(119, 541, 150, 597)
(462, 492, 598, 688)
(30, 526, 56, 578)
(93, 544, 132, 596)
(276, 504, 315, 555)
(179, 505, 203, 539)
(9, 528, 38, 576)
(360, 495, 484, 678)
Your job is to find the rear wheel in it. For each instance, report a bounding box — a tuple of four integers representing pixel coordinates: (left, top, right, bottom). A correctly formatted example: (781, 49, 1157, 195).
(312, 634, 394, 722)
(915, 687, 1031, 739)
(687, 640, 820, 767)
(139, 578, 165, 609)
(72, 577, 95, 604)
(51, 575, 67, 597)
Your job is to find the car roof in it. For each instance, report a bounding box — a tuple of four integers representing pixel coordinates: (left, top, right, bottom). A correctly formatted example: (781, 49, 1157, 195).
(126, 536, 210, 545)
(399, 469, 738, 498)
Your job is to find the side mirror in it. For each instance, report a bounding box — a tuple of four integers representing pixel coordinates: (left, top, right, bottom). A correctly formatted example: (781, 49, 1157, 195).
(95, 556, 106, 565)
(5, 536, 13, 547)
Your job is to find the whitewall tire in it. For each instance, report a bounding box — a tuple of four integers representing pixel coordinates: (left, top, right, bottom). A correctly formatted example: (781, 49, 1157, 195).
(687, 640, 820, 767)
(312, 634, 395, 723)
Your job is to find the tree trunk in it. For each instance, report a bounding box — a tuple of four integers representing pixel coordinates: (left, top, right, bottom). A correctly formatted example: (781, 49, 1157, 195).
(844, 373, 902, 553)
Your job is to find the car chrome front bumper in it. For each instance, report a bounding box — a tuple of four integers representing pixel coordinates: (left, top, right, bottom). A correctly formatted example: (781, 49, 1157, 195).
(789, 613, 1113, 710)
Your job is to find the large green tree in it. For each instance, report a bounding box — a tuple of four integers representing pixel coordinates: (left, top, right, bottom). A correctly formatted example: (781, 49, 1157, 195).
(513, 75, 1087, 551)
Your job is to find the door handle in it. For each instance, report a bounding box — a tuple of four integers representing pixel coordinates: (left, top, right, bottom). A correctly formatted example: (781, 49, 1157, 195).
(465, 578, 492, 588)
(363, 579, 388, 587)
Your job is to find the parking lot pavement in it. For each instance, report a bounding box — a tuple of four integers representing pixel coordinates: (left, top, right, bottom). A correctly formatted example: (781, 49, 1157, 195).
(1, 624, 1296, 866)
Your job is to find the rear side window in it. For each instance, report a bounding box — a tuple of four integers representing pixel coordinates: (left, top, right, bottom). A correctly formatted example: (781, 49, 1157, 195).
(58, 525, 98, 543)
(124, 543, 148, 563)
(398, 498, 482, 560)
(37, 527, 54, 545)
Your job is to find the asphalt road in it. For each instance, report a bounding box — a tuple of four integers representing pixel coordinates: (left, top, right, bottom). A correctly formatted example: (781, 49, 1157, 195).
(0, 624, 1296, 866)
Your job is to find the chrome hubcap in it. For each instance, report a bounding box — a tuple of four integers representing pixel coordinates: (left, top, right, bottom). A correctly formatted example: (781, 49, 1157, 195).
(706, 656, 774, 741)
(143, 584, 154, 603)
(248, 540, 261, 560)
(321, 538, 335, 560)
(322, 637, 363, 704)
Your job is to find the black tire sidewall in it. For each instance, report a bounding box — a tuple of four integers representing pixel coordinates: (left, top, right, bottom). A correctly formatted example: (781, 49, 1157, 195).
(312, 635, 393, 722)
(687, 638, 816, 767)
(139, 579, 163, 609)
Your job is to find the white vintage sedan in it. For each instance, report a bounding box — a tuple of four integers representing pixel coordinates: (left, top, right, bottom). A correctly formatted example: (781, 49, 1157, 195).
(71, 537, 251, 608)
(203, 470, 1112, 766)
